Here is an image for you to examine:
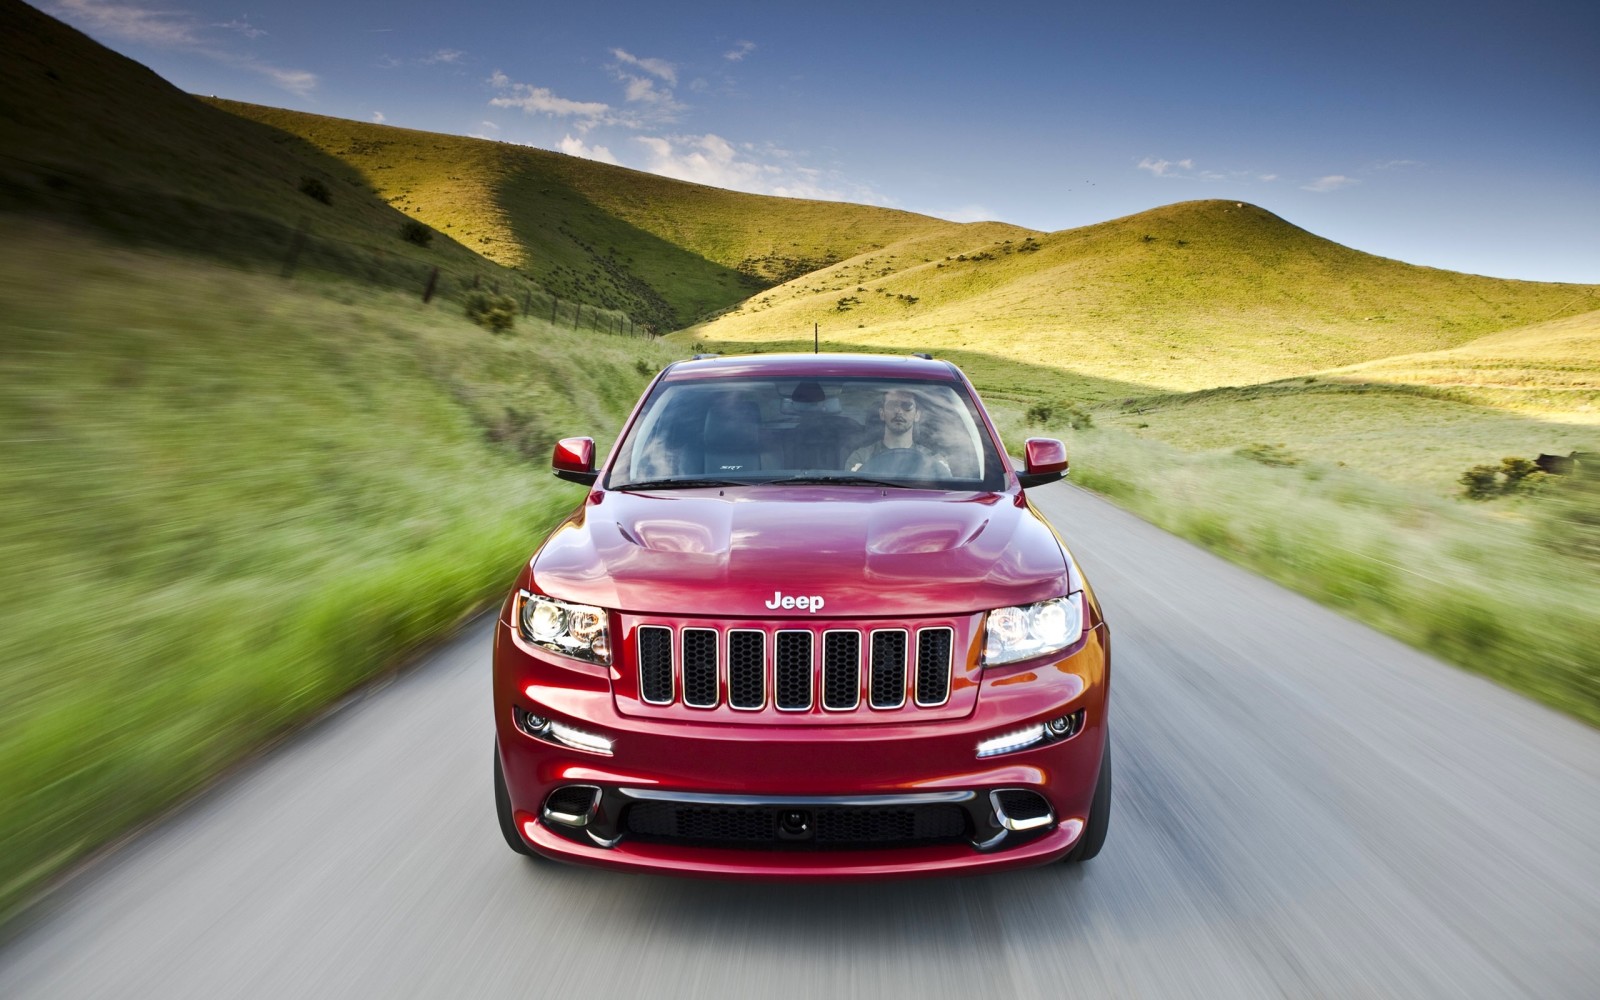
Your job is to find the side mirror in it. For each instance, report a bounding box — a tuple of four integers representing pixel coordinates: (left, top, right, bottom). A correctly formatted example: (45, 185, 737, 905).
(552, 436, 598, 486)
(1016, 437, 1069, 488)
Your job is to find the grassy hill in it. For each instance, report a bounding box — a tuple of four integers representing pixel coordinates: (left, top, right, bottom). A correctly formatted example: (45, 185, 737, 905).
(688, 200, 1600, 399)
(207, 100, 968, 330)
(0, 0, 519, 298)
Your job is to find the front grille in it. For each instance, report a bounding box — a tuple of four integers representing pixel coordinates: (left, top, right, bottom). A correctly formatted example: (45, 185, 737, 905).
(624, 802, 968, 849)
(630, 621, 960, 717)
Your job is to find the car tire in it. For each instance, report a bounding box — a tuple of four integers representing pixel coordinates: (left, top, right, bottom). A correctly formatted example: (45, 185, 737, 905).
(1064, 732, 1111, 863)
(494, 740, 536, 856)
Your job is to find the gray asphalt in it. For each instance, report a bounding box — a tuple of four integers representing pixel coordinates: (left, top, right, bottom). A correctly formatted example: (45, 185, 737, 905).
(2, 483, 1597, 999)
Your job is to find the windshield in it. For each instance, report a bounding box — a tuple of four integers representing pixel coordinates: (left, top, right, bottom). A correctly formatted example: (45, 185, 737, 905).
(606, 375, 1008, 491)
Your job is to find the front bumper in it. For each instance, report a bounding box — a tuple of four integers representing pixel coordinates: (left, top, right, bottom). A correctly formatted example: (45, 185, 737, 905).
(493, 618, 1109, 878)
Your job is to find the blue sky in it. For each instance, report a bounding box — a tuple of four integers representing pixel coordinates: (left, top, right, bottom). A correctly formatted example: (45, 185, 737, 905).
(44, 0, 1600, 282)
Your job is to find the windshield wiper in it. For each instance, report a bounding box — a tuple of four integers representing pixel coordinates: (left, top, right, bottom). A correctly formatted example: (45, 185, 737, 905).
(611, 477, 752, 492)
(761, 474, 913, 489)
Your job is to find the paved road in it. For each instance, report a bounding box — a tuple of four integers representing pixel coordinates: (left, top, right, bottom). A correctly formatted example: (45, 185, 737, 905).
(2, 484, 1597, 999)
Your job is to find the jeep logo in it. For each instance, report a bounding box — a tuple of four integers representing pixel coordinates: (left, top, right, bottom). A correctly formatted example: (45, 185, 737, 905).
(765, 590, 825, 613)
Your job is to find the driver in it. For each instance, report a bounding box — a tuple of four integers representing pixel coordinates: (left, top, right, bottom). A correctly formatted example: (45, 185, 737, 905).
(845, 388, 952, 476)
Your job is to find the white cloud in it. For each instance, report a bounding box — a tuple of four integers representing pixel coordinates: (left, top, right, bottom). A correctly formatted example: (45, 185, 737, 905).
(1259, 173, 1278, 182)
(560, 134, 619, 165)
(422, 49, 465, 65)
(51, 0, 199, 46)
(489, 71, 611, 124)
(212, 18, 264, 39)
(1374, 159, 1423, 170)
(725, 40, 756, 61)
(1137, 157, 1195, 177)
(630, 133, 878, 202)
(50, 1, 315, 95)
(479, 120, 500, 131)
(1302, 175, 1357, 192)
(372, 111, 385, 123)
(612, 48, 677, 85)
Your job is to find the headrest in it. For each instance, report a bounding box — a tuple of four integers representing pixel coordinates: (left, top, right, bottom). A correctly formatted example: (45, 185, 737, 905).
(791, 381, 826, 404)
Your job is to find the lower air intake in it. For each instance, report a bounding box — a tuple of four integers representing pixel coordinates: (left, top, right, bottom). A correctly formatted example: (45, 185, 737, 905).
(623, 802, 968, 849)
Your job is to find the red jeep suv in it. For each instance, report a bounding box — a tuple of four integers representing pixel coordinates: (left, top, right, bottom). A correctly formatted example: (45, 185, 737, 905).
(492, 352, 1110, 877)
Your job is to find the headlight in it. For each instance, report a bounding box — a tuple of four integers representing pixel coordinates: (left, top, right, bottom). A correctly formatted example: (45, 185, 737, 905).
(983, 594, 1084, 666)
(516, 591, 612, 665)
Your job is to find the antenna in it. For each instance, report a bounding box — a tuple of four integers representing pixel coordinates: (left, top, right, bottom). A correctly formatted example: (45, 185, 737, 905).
(814, 322, 819, 354)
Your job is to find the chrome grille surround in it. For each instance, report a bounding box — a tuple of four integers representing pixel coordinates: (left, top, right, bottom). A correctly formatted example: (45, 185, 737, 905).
(625, 618, 972, 720)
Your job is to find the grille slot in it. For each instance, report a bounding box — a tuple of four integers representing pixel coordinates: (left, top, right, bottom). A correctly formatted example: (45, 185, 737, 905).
(637, 626, 674, 705)
(775, 630, 814, 711)
(822, 630, 861, 710)
(728, 630, 766, 710)
(995, 790, 1052, 823)
(681, 628, 719, 708)
(915, 627, 954, 707)
(869, 629, 908, 709)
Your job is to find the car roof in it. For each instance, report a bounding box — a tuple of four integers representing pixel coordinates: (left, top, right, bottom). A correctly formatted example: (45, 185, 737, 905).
(659, 352, 958, 382)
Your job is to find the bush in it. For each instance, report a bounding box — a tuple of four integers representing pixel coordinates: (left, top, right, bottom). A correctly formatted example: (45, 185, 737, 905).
(463, 290, 516, 333)
(1236, 442, 1301, 467)
(298, 176, 331, 204)
(1024, 401, 1094, 430)
(400, 220, 433, 247)
(1459, 456, 1552, 500)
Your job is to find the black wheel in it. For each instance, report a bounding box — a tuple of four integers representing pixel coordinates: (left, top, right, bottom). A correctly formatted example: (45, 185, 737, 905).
(861, 447, 938, 478)
(1064, 733, 1111, 863)
(494, 740, 535, 856)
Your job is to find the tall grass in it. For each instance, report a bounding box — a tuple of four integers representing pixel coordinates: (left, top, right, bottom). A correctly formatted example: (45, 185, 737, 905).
(992, 408, 1600, 725)
(0, 222, 676, 919)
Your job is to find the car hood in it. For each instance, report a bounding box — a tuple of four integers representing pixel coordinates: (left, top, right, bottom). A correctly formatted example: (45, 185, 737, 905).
(529, 486, 1069, 618)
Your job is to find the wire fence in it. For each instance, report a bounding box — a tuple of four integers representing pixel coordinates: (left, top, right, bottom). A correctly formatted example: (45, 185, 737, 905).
(0, 151, 654, 338)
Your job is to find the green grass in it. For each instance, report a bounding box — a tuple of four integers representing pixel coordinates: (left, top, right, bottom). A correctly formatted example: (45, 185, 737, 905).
(989, 409, 1600, 727)
(0, 220, 677, 920)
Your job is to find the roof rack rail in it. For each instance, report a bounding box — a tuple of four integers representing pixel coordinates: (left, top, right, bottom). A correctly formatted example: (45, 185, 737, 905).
(911, 352, 933, 360)
(691, 353, 721, 360)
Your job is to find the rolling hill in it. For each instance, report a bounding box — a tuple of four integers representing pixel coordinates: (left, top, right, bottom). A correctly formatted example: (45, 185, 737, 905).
(0, 0, 521, 298)
(686, 200, 1600, 399)
(206, 100, 969, 330)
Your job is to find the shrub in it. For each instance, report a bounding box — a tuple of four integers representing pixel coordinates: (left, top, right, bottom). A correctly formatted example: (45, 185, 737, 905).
(463, 290, 516, 333)
(1459, 456, 1554, 500)
(1236, 442, 1301, 467)
(1025, 401, 1094, 430)
(633, 359, 654, 377)
(1459, 464, 1500, 500)
(298, 176, 331, 204)
(400, 220, 433, 247)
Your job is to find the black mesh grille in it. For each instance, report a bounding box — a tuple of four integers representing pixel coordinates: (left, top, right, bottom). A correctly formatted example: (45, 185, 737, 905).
(624, 802, 968, 849)
(728, 630, 765, 709)
(822, 631, 861, 710)
(682, 628, 718, 708)
(627, 803, 777, 842)
(637, 626, 673, 704)
(544, 786, 598, 818)
(915, 628, 953, 706)
(775, 631, 813, 710)
(996, 790, 1052, 822)
(870, 630, 907, 709)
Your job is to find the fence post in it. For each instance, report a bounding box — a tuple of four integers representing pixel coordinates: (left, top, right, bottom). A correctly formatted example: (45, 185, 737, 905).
(551, 298, 558, 325)
(523, 289, 531, 317)
(575, 304, 582, 329)
(422, 267, 439, 303)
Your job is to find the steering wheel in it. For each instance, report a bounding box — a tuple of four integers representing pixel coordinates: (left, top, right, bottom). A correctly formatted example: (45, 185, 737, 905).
(861, 448, 939, 478)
